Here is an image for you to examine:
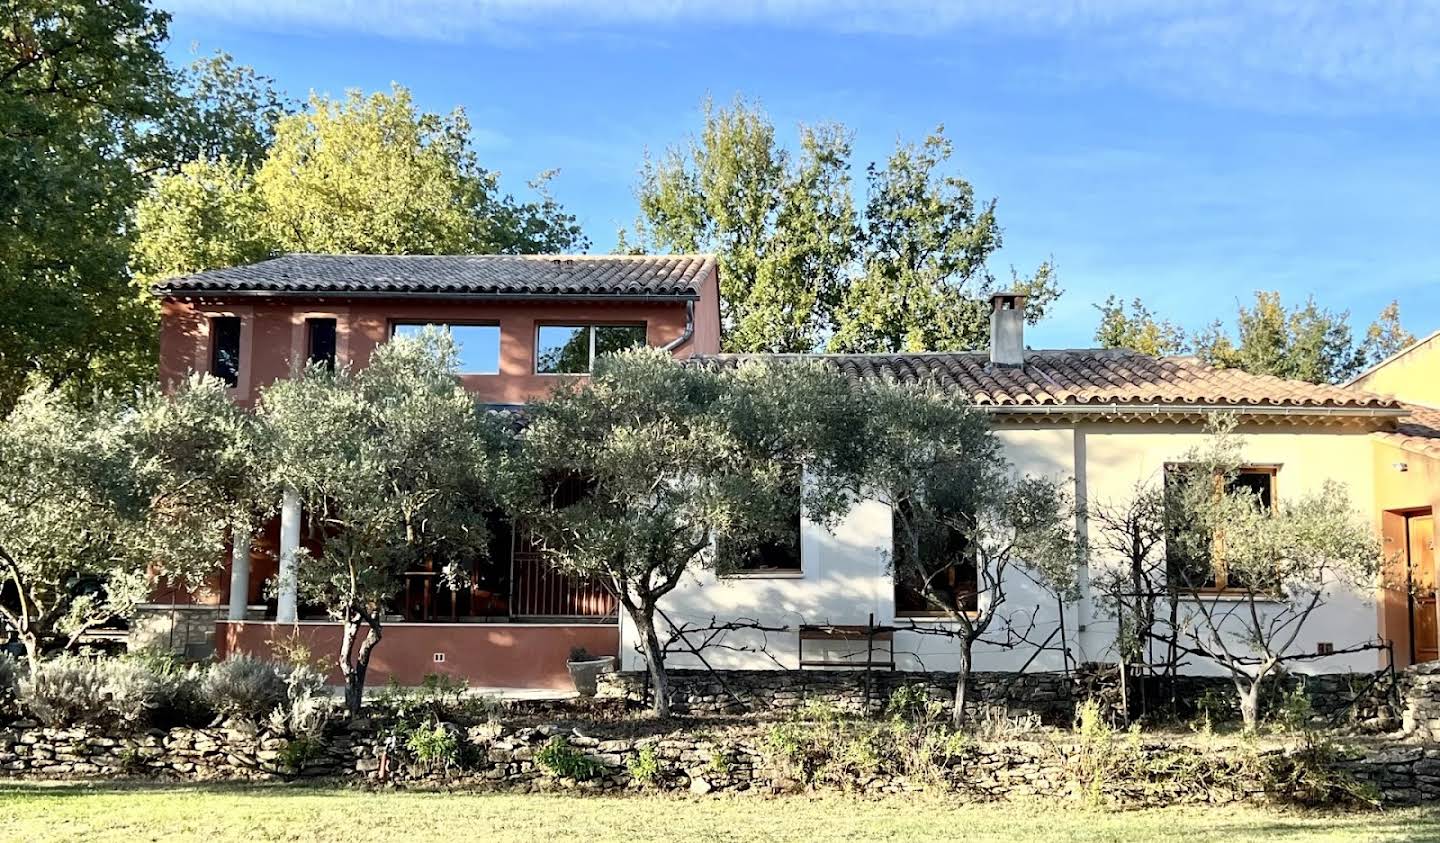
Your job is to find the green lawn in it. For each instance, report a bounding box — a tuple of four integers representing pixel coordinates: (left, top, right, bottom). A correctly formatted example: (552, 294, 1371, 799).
(0, 782, 1434, 842)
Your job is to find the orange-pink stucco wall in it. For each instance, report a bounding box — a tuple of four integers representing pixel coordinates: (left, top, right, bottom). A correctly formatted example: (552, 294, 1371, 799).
(215, 621, 619, 689)
(159, 280, 721, 407)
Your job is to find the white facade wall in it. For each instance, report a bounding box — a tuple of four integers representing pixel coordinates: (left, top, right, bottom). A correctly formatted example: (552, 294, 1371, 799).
(622, 420, 1386, 678)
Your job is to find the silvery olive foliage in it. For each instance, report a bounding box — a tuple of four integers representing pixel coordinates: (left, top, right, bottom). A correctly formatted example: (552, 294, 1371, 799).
(0, 375, 254, 671)
(257, 329, 508, 715)
(1165, 419, 1385, 730)
(518, 348, 867, 716)
(856, 380, 1083, 725)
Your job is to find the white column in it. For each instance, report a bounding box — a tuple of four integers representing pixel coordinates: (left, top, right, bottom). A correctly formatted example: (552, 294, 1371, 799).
(226, 526, 252, 621)
(277, 486, 301, 623)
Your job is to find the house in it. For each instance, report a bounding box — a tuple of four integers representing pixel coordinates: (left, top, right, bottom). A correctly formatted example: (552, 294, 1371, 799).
(138, 251, 1440, 691)
(627, 297, 1433, 681)
(134, 253, 721, 687)
(1348, 331, 1440, 668)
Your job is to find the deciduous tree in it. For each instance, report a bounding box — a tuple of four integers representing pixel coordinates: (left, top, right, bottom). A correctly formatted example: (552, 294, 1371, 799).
(1093, 296, 1189, 357)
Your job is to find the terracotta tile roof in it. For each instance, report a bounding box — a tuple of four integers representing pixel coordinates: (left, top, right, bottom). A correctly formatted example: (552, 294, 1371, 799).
(1377, 404, 1440, 458)
(152, 253, 715, 299)
(693, 349, 1403, 413)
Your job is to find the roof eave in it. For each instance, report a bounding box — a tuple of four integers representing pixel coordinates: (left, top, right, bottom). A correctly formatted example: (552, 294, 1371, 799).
(152, 287, 702, 302)
(984, 403, 1407, 419)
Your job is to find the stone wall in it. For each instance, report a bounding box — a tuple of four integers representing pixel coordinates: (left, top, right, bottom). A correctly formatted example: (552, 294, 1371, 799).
(1402, 662, 1440, 739)
(1, 718, 1436, 806)
(597, 668, 1399, 726)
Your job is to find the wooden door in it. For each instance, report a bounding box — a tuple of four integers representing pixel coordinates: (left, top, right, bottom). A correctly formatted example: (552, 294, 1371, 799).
(1410, 514, 1438, 664)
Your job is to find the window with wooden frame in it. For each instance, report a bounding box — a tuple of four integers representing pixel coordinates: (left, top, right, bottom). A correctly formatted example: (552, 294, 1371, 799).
(1164, 463, 1278, 592)
(892, 498, 979, 616)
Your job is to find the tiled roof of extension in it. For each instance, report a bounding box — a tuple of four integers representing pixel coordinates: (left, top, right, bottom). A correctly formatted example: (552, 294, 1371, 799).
(152, 253, 715, 299)
(693, 349, 1405, 413)
(1377, 404, 1440, 458)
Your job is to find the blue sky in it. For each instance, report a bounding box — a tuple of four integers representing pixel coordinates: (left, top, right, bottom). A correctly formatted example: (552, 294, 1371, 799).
(161, 1, 1440, 349)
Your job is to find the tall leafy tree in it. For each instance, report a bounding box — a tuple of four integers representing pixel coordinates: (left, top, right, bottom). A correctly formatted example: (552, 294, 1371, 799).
(1094, 296, 1189, 357)
(132, 157, 275, 284)
(831, 128, 1057, 352)
(636, 98, 858, 352)
(140, 50, 292, 175)
(256, 86, 585, 256)
(257, 331, 506, 715)
(1194, 291, 1393, 384)
(633, 100, 1056, 353)
(0, 0, 172, 411)
(1359, 299, 1416, 367)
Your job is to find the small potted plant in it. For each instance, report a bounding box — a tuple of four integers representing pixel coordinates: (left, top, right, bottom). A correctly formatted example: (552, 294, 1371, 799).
(566, 646, 614, 697)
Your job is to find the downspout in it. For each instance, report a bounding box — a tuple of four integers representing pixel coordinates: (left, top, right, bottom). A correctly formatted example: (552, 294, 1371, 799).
(660, 300, 696, 353)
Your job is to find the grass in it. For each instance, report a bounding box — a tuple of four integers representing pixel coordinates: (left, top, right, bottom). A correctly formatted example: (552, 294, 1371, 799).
(0, 783, 1436, 842)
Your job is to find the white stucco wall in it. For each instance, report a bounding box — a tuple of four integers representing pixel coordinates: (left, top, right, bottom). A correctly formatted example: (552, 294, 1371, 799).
(622, 420, 1386, 678)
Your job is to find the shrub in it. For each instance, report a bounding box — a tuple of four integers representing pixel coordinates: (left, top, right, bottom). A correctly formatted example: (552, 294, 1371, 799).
(1258, 735, 1380, 808)
(266, 662, 334, 740)
(21, 656, 108, 726)
(406, 723, 461, 774)
(201, 654, 286, 720)
(536, 736, 605, 780)
(627, 744, 661, 786)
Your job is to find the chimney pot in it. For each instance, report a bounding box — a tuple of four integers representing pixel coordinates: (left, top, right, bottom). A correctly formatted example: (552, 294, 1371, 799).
(989, 292, 1027, 367)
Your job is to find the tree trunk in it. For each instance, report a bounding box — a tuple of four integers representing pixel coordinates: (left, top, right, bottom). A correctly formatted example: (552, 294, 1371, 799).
(952, 641, 974, 727)
(19, 631, 41, 675)
(1237, 680, 1262, 732)
(339, 612, 382, 717)
(631, 607, 670, 718)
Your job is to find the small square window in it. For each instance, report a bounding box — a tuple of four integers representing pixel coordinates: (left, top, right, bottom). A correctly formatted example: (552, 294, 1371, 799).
(210, 316, 241, 388)
(393, 322, 500, 375)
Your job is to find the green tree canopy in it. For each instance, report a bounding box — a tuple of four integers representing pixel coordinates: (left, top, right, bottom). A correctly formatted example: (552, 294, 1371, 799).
(632, 98, 1056, 354)
(0, 0, 173, 411)
(1194, 291, 1414, 384)
(132, 157, 274, 284)
(1093, 296, 1189, 357)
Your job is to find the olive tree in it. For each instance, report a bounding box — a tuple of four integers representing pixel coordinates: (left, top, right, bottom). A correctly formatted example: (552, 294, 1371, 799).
(1166, 425, 1384, 731)
(0, 376, 250, 670)
(518, 349, 863, 716)
(257, 331, 506, 715)
(856, 380, 1083, 725)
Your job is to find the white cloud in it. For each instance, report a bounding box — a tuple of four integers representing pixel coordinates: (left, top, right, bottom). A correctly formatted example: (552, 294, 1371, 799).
(167, 1, 1440, 111)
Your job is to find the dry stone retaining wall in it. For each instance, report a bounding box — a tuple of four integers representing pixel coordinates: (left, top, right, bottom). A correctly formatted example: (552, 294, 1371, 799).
(2, 718, 1438, 805)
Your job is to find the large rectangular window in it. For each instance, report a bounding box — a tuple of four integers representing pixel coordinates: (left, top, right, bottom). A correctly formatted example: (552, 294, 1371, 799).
(892, 499, 978, 616)
(535, 324, 647, 374)
(306, 318, 337, 370)
(1164, 464, 1277, 591)
(209, 316, 241, 387)
(393, 322, 501, 375)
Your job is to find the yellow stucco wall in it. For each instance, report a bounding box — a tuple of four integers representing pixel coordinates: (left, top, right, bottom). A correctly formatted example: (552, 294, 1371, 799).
(1351, 331, 1440, 405)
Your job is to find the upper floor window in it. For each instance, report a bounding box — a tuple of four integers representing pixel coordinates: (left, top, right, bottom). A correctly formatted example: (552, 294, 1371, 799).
(392, 322, 500, 375)
(306, 318, 337, 370)
(1164, 464, 1277, 591)
(209, 316, 241, 387)
(535, 324, 647, 374)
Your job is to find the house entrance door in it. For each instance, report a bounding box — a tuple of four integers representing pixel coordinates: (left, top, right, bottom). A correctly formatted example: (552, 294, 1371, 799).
(1408, 512, 1437, 664)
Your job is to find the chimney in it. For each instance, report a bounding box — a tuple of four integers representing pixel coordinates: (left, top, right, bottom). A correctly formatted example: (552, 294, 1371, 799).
(989, 292, 1027, 367)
